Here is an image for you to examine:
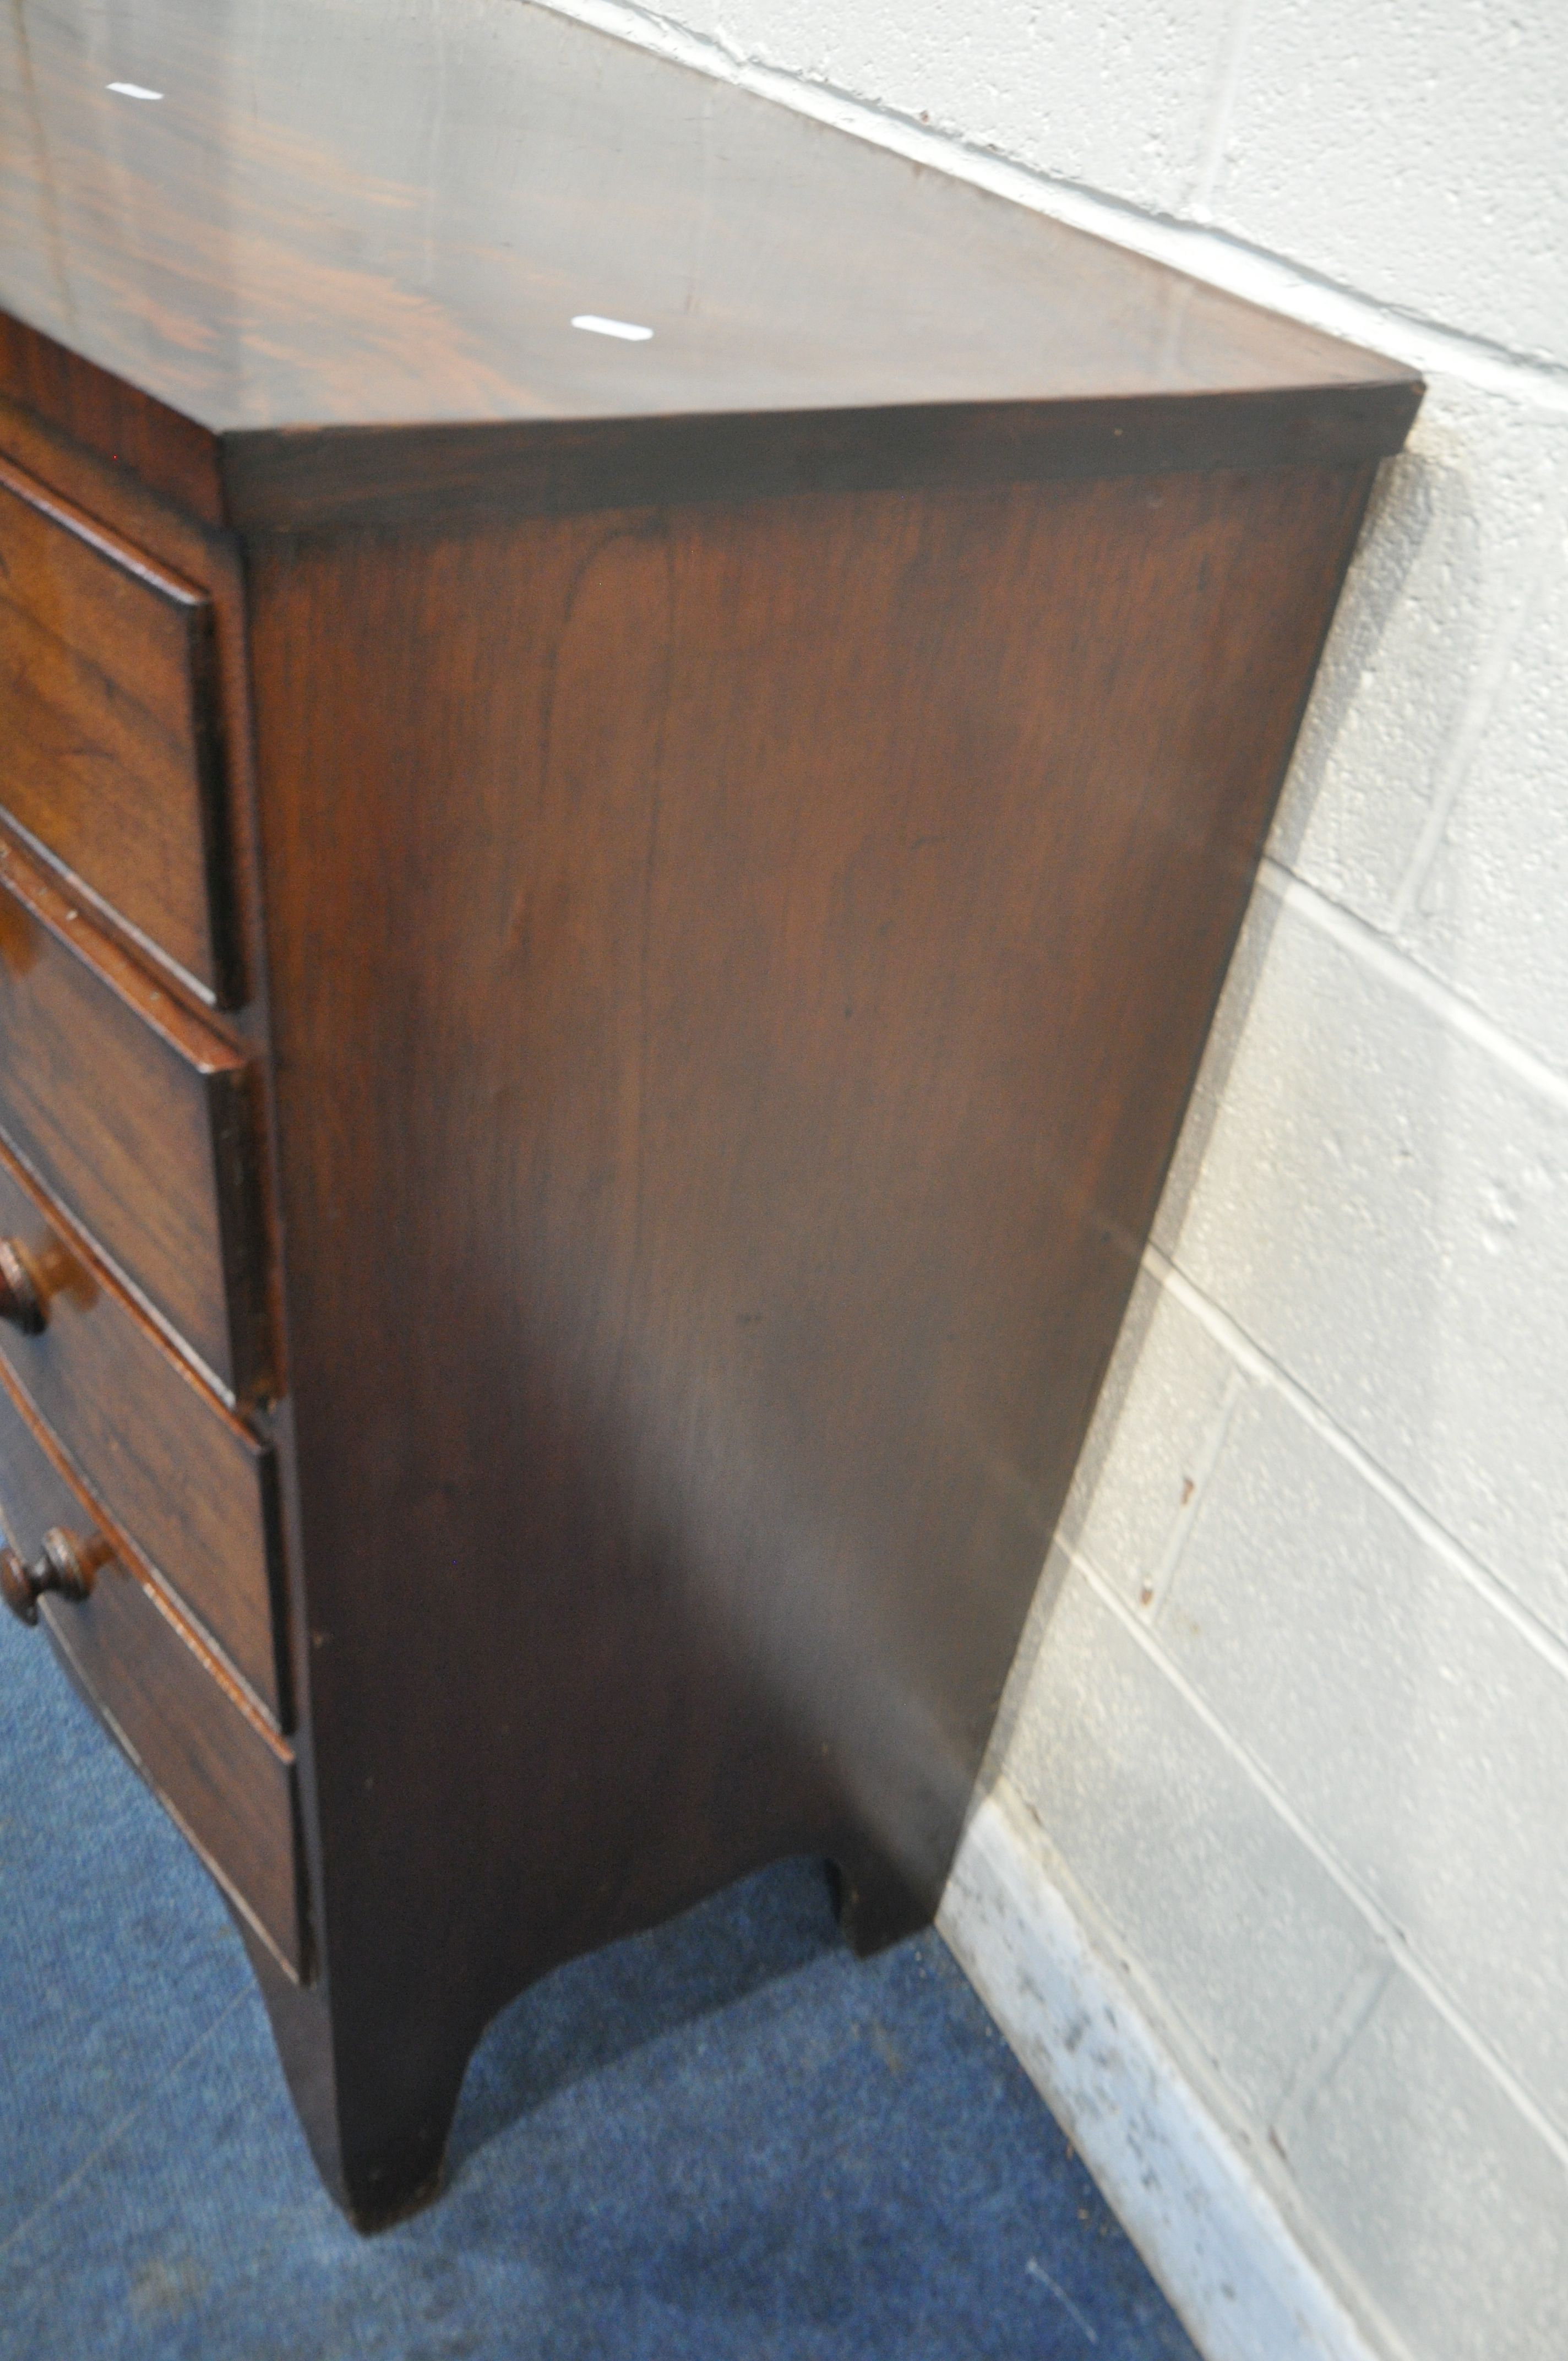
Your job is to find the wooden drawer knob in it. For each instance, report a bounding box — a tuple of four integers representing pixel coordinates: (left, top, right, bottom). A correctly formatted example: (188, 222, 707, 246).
(0, 1525, 105, 1625)
(0, 1238, 46, 1335)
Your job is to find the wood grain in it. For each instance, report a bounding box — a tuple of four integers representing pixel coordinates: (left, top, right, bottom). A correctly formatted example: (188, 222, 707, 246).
(0, 842, 264, 1399)
(0, 458, 233, 1000)
(219, 383, 1420, 534)
(0, 0, 1424, 2229)
(245, 461, 1375, 2217)
(0, 1359, 302, 1973)
(0, 1, 1416, 528)
(0, 1144, 284, 1717)
(0, 390, 281, 1068)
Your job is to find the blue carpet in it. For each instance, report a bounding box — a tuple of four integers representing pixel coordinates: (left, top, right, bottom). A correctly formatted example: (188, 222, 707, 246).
(0, 1607, 1199, 2360)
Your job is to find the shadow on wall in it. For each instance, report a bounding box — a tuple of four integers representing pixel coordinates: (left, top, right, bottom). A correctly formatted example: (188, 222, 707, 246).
(976, 425, 1450, 1781)
(1267, 434, 1453, 880)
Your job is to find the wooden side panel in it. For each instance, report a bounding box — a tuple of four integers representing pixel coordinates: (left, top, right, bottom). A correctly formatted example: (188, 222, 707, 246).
(0, 460, 231, 999)
(248, 466, 1374, 2063)
(0, 1363, 302, 1973)
(0, 844, 258, 1396)
(0, 1146, 284, 1717)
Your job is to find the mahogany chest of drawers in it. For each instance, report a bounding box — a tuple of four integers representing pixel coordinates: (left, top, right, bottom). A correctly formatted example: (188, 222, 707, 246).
(0, 0, 1418, 2226)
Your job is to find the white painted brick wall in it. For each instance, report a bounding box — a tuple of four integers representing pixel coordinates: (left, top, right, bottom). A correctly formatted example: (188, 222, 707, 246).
(1162, 1383, 1568, 2134)
(1282, 1969, 1568, 2361)
(538, 7, 1566, 2354)
(1272, 377, 1568, 932)
(1008, 1569, 1385, 2128)
(668, 0, 1236, 214)
(1207, 1, 1568, 367)
(1158, 884, 1568, 1634)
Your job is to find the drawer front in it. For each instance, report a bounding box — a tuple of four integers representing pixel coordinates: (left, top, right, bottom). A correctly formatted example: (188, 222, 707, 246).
(0, 844, 262, 1399)
(0, 1145, 285, 1719)
(0, 1364, 303, 1976)
(0, 460, 232, 1002)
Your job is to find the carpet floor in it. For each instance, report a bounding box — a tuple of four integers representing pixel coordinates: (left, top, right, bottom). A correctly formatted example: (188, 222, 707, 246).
(0, 1606, 1199, 2360)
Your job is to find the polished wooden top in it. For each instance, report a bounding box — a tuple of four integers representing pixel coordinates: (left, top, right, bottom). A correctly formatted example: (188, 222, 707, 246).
(0, 0, 1419, 523)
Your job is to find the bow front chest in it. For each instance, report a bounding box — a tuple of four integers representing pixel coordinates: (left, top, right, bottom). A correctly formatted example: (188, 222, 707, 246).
(0, 0, 1418, 2224)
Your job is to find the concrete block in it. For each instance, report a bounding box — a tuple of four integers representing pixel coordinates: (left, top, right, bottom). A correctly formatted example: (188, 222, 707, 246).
(1058, 1270, 1241, 1613)
(941, 1782, 1390, 2361)
(1281, 1967, 1568, 2361)
(1272, 377, 1568, 930)
(1157, 891, 1568, 1638)
(1393, 519, 1568, 1074)
(1163, 1382, 1568, 2136)
(701, 0, 1232, 215)
(1209, 0, 1568, 363)
(1009, 1570, 1383, 2127)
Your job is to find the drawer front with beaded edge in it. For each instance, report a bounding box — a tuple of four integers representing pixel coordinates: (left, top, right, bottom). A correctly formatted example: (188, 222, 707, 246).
(0, 841, 267, 1401)
(0, 456, 236, 1004)
(0, 1360, 304, 1976)
(0, 1141, 286, 1719)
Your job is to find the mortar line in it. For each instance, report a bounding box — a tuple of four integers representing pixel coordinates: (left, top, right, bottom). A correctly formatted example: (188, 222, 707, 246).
(1070, 1547, 1568, 2170)
(1389, 516, 1568, 929)
(542, 0, 1568, 2173)
(978, 1772, 1430, 2361)
(1144, 1242, 1568, 1687)
(1255, 857, 1568, 1112)
(1140, 1362, 1247, 1620)
(536, 0, 1568, 410)
(1188, 0, 1260, 217)
(1268, 1952, 1395, 2149)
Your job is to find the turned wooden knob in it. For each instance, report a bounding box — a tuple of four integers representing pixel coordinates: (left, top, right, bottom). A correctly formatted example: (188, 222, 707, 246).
(0, 1237, 45, 1335)
(0, 1526, 104, 1625)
